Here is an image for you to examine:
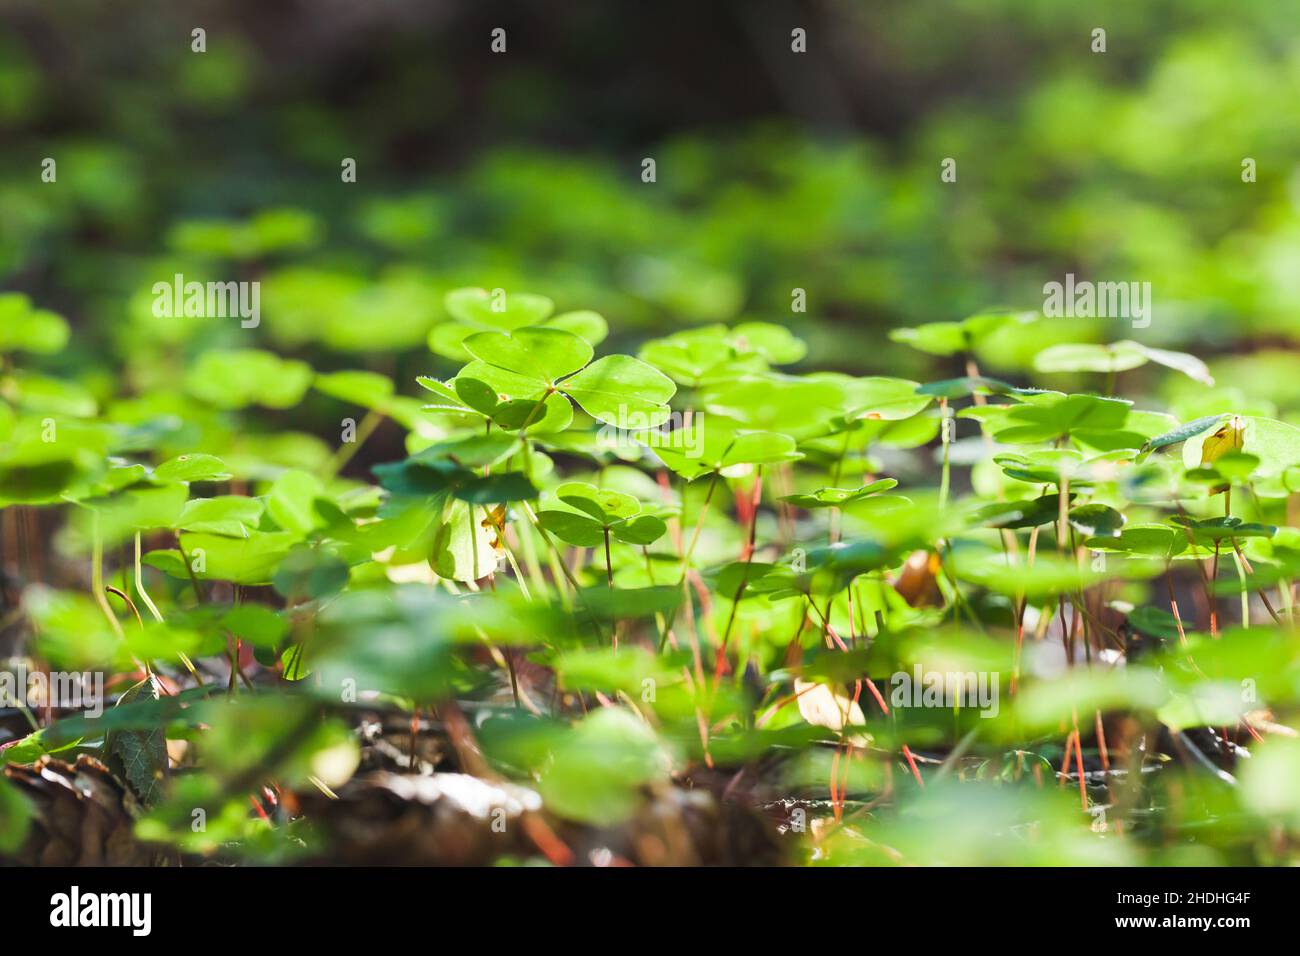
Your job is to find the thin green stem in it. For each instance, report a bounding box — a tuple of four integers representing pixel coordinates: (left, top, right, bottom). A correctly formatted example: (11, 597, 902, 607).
(324, 408, 384, 477)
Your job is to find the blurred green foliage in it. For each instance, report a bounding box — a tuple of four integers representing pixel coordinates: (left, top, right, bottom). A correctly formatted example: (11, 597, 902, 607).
(3, 1, 1300, 868)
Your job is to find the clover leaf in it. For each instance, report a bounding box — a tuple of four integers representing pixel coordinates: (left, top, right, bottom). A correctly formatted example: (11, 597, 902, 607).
(537, 480, 667, 547)
(781, 478, 898, 509)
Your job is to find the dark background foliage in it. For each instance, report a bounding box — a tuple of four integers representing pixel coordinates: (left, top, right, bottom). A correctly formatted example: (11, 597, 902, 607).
(5, 1, 1299, 374)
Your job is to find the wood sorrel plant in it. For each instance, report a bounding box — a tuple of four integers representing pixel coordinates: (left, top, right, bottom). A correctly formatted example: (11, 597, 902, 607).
(1, 289, 1299, 866)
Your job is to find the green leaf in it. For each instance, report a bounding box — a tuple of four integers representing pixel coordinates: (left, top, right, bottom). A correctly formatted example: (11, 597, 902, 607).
(373, 455, 465, 497)
(186, 350, 314, 410)
(452, 375, 501, 415)
(1242, 738, 1300, 825)
(373, 436, 525, 501)
(314, 370, 394, 409)
(705, 375, 850, 435)
(221, 604, 288, 649)
(730, 321, 807, 365)
(559, 354, 676, 427)
(71, 481, 191, 545)
(0, 462, 83, 506)
(1139, 414, 1226, 457)
(638, 323, 802, 386)
(1211, 451, 1260, 482)
(721, 432, 801, 469)
(781, 478, 899, 509)
(0, 776, 33, 853)
(950, 550, 1111, 597)
(888, 321, 967, 356)
(889, 311, 1030, 357)
(455, 472, 537, 504)
(179, 530, 299, 584)
(750, 540, 893, 598)
(1086, 523, 1188, 559)
(0, 293, 69, 354)
(1033, 342, 1148, 374)
(141, 549, 191, 579)
(992, 393, 1132, 444)
(464, 327, 594, 384)
(1068, 503, 1126, 538)
(1168, 515, 1275, 545)
(1015, 668, 1170, 732)
(428, 321, 478, 362)
(281, 644, 311, 681)
(416, 375, 470, 410)
(993, 449, 1086, 486)
(266, 469, 325, 536)
(154, 453, 231, 483)
(4, 372, 98, 417)
(649, 423, 801, 481)
(87, 464, 151, 496)
(535, 709, 670, 826)
(1183, 417, 1300, 485)
(553, 647, 680, 694)
(842, 377, 932, 421)
(537, 509, 605, 547)
(124, 621, 206, 663)
(1036, 341, 1211, 384)
(544, 310, 608, 345)
(105, 677, 168, 806)
(431, 499, 500, 582)
(556, 481, 640, 521)
(971, 493, 1073, 530)
(490, 393, 573, 434)
(639, 326, 757, 385)
(540, 482, 664, 545)
(176, 496, 263, 535)
(917, 377, 1034, 399)
(1157, 684, 1250, 732)
(443, 287, 555, 330)
(1136, 344, 1214, 386)
(413, 434, 521, 469)
(273, 547, 350, 600)
(1127, 607, 1182, 641)
(611, 514, 667, 545)
(572, 586, 683, 622)
(455, 360, 548, 402)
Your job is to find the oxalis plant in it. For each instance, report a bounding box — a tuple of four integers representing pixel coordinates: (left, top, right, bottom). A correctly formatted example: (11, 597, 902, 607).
(1, 288, 1299, 866)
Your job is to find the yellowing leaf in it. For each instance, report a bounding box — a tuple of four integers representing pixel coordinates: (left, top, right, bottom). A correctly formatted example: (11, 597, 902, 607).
(1198, 415, 1246, 467)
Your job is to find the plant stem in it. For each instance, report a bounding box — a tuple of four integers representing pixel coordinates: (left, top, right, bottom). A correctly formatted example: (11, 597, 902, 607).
(680, 470, 721, 577)
(603, 528, 613, 588)
(939, 399, 951, 509)
(91, 513, 125, 641)
(324, 408, 384, 477)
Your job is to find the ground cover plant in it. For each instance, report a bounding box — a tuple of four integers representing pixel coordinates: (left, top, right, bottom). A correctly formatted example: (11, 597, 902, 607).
(2, 288, 1298, 866)
(4, 3, 1300, 872)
